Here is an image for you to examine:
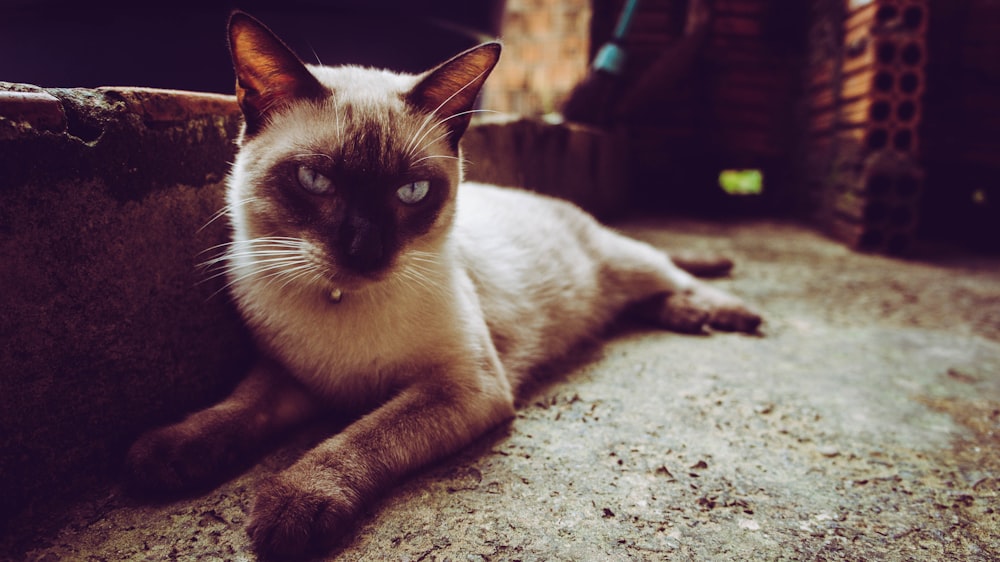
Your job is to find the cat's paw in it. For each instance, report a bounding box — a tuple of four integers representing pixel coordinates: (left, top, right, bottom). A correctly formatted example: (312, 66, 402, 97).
(126, 421, 240, 496)
(669, 250, 734, 278)
(247, 468, 356, 559)
(660, 285, 762, 334)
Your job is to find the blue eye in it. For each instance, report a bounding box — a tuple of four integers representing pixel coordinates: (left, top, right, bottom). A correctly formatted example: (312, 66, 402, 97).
(396, 180, 430, 204)
(297, 165, 334, 195)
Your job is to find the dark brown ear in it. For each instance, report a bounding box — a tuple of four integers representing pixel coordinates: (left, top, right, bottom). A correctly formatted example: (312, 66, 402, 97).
(407, 42, 501, 148)
(228, 11, 326, 136)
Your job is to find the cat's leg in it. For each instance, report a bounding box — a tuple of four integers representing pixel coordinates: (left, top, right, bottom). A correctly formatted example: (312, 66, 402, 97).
(596, 228, 762, 334)
(126, 359, 319, 495)
(246, 357, 514, 559)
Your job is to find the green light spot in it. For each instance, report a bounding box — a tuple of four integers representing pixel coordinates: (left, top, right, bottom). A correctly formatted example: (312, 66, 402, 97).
(719, 169, 763, 196)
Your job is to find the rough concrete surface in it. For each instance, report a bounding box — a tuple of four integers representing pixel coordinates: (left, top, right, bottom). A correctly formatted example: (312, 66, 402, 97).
(3, 219, 999, 561)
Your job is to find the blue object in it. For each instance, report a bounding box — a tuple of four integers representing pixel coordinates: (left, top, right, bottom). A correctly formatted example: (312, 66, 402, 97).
(593, 42, 628, 74)
(592, 0, 640, 75)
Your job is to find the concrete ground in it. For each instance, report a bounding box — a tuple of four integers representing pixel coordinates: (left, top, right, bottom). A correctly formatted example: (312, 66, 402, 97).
(4, 218, 999, 561)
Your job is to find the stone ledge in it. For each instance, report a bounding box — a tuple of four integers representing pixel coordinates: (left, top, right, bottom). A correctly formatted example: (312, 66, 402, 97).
(97, 87, 238, 125)
(464, 113, 628, 219)
(0, 90, 67, 132)
(0, 84, 239, 130)
(0, 82, 243, 200)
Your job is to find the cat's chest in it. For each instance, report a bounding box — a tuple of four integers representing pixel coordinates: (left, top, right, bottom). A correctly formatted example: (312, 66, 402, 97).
(234, 280, 463, 400)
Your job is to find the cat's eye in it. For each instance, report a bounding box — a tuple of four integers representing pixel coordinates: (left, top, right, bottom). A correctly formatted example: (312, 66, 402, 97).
(297, 165, 334, 195)
(396, 180, 430, 205)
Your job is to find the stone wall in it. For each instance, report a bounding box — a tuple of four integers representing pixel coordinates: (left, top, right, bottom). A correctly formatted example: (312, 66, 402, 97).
(0, 84, 255, 528)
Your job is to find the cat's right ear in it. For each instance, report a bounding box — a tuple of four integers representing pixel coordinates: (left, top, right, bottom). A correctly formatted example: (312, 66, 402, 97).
(228, 11, 326, 136)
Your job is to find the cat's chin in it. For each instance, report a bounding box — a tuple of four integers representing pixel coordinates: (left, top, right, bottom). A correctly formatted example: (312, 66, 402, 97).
(309, 270, 394, 303)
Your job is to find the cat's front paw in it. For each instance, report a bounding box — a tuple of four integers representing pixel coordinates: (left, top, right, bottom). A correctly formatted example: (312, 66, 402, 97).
(247, 467, 357, 559)
(661, 285, 762, 334)
(126, 418, 243, 496)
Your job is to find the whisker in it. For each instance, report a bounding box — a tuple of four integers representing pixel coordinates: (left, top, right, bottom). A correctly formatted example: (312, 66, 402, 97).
(197, 235, 315, 299)
(406, 252, 442, 268)
(278, 263, 327, 292)
(200, 255, 308, 275)
(397, 269, 431, 293)
(202, 236, 306, 254)
(198, 246, 306, 274)
(334, 93, 343, 140)
(206, 258, 308, 298)
(307, 44, 323, 66)
(199, 196, 258, 233)
(409, 154, 461, 167)
(199, 248, 303, 264)
(407, 250, 441, 261)
(265, 262, 318, 290)
(408, 130, 451, 163)
(293, 153, 335, 161)
(405, 108, 499, 162)
(199, 258, 307, 285)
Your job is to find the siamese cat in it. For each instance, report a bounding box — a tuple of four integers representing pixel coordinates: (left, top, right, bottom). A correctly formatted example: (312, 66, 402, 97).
(127, 12, 761, 559)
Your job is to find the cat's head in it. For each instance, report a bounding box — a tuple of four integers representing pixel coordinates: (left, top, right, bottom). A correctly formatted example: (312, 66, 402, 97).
(223, 12, 499, 297)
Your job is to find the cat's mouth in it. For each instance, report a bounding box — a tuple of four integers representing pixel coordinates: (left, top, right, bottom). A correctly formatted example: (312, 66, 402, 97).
(309, 259, 397, 300)
(312, 254, 437, 304)
(294, 240, 394, 293)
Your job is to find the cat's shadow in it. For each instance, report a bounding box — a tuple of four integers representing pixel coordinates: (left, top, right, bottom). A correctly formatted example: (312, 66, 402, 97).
(320, 319, 692, 557)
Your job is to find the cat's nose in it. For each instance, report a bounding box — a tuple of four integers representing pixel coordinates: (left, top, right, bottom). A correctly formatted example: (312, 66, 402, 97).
(341, 213, 387, 273)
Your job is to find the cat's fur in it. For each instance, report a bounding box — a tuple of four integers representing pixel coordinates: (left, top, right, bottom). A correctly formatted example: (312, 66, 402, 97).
(127, 12, 761, 559)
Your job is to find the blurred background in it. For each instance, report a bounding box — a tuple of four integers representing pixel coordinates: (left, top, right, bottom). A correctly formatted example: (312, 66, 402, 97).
(1, 0, 997, 252)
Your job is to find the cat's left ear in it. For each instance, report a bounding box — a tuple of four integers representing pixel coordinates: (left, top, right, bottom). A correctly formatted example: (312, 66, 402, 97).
(408, 42, 501, 149)
(228, 11, 326, 136)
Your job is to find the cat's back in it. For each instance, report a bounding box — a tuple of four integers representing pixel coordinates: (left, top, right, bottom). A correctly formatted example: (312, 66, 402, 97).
(453, 182, 619, 382)
(454, 182, 596, 249)
(454, 182, 603, 286)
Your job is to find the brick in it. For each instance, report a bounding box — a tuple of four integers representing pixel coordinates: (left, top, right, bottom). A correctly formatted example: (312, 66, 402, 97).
(0, 90, 67, 132)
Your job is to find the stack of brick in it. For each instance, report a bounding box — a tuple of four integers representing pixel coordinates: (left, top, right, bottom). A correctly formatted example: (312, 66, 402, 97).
(824, 0, 929, 254)
(797, 0, 844, 213)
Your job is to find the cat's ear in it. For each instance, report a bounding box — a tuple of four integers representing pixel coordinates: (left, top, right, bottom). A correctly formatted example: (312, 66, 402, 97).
(408, 42, 501, 148)
(228, 11, 326, 136)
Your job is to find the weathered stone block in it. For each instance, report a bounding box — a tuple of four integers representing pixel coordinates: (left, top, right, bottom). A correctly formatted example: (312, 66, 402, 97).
(0, 90, 66, 133)
(0, 84, 252, 527)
